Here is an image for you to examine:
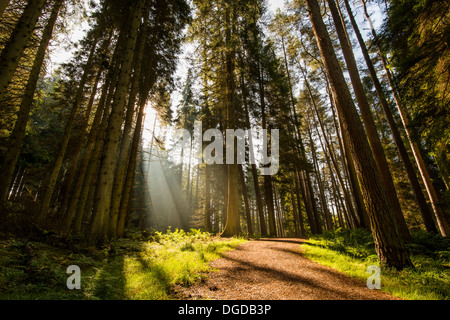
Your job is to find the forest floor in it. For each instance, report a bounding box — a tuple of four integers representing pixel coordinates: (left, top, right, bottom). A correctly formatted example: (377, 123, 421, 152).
(176, 238, 399, 300)
(0, 227, 447, 300)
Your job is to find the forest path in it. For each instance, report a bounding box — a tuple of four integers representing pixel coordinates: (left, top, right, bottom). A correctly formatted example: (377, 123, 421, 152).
(178, 238, 399, 300)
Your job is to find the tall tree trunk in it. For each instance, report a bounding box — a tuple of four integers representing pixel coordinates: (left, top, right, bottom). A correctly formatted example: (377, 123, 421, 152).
(342, 0, 437, 234)
(60, 68, 103, 233)
(302, 64, 359, 228)
(116, 96, 147, 237)
(239, 164, 254, 235)
(37, 29, 101, 224)
(204, 164, 212, 232)
(240, 73, 267, 236)
(69, 48, 122, 234)
(273, 183, 284, 237)
(297, 170, 318, 234)
(264, 174, 277, 237)
(327, 84, 369, 229)
(0, 0, 63, 205)
(305, 0, 411, 269)
(89, 2, 144, 243)
(257, 62, 277, 237)
(0, 0, 46, 99)
(294, 171, 307, 236)
(327, 0, 411, 242)
(221, 3, 241, 237)
(360, 0, 449, 237)
(109, 3, 150, 238)
(307, 126, 333, 230)
(290, 183, 300, 237)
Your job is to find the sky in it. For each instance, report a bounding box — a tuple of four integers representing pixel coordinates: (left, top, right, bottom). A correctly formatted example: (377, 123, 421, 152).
(49, 0, 383, 74)
(269, 0, 285, 11)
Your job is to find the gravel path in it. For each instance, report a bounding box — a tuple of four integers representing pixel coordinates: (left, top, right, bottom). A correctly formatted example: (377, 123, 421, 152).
(179, 238, 399, 300)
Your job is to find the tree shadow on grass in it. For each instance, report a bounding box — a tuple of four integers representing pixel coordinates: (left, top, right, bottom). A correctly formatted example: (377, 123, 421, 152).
(135, 252, 172, 296)
(93, 254, 126, 300)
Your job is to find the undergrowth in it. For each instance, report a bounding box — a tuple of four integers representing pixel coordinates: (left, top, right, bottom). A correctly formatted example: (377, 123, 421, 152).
(301, 228, 450, 300)
(0, 228, 246, 300)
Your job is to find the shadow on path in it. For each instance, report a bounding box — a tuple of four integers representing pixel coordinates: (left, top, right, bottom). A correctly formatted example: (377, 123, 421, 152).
(180, 238, 398, 300)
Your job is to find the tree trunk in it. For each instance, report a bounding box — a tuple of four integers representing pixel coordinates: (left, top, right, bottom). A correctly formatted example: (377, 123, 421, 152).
(239, 164, 254, 235)
(204, 164, 212, 232)
(327, 0, 411, 242)
(257, 61, 277, 237)
(305, 0, 411, 269)
(0, 0, 63, 205)
(37, 29, 101, 224)
(360, 0, 449, 237)
(294, 171, 307, 236)
(307, 126, 333, 230)
(109, 3, 150, 238)
(297, 170, 318, 234)
(69, 25, 128, 234)
(116, 96, 147, 237)
(60, 68, 103, 233)
(0, 0, 46, 99)
(221, 3, 241, 237)
(240, 74, 267, 236)
(327, 83, 370, 229)
(89, 2, 144, 243)
(342, 0, 437, 234)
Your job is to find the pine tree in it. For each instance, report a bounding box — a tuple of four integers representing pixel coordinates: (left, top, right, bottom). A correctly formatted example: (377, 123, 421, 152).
(304, 0, 412, 269)
(0, 0, 64, 205)
(0, 0, 46, 99)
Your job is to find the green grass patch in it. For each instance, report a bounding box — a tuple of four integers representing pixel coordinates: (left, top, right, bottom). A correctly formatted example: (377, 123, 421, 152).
(0, 228, 246, 300)
(301, 228, 450, 300)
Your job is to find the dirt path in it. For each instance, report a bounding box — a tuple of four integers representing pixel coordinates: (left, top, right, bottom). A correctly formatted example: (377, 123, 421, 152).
(179, 238, 399, 300)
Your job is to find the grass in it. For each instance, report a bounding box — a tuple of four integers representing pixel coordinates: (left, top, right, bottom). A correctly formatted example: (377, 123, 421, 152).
(0, 228, 246, 300)
(300, 228, 450, 300)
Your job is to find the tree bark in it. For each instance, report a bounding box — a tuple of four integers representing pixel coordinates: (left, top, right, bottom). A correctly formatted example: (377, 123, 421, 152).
(257, 62, 277, 237)
(88, 2, 144, 243)
(0, 0, 46, 99)
(109, 2, 150, 238)
(305, 0, 411, 269)
(221, 3, 241, 237)
(293, 171, 307, 236)
(327, 0, 411, 242)
(360, 0, 449, 237)
(0, 0, 63, 205)
(204, 164, 212, 232)
(240, 73, 267, 236)
(342, 0, 437, 234)
(37, 27, 101, 224)
(60, 68, 103, 233)
(116, 96, 147, 237)
(239, 164, 254, 235)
